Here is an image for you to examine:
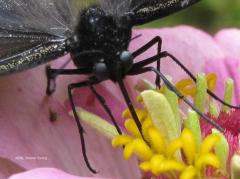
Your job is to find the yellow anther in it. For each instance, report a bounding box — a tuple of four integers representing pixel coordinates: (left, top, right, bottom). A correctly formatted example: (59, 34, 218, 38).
(148, 127, 166, 154)
(148, 155, 186, 175)
(166, 138, 182, 158)
(157, 159, 186, 173)
(159, 85, 164, 93)
(180, 166, 197, 179)
(122, 108, 147, 122)
(124, 119, 141, 137)
(175, 73, 217, 98)
(181, 128, 196, 164)
(124, 138, 153, 161)
(123, 142, 135, 160)
(137, 95, 143, 102)
(200, 134, 220, 154)
(112, 135, 132, 147)
(142, 117, 154, 140)
(206, 73, 217, 92)
(149, 155, 166, 175)
(139, 161, 151, 172)
(175, 79, 195, 97)
(136, 109, 148, 121)
(122, 109, 130, 119)
(195, 153, 220, 170)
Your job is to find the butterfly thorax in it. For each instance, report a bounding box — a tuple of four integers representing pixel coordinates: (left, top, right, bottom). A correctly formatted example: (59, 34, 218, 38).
(69, 6, 133, 81)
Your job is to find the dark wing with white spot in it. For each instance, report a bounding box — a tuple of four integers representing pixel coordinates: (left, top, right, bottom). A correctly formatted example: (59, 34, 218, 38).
(0, 0, 96, 75)
(129, 0, 201, 25)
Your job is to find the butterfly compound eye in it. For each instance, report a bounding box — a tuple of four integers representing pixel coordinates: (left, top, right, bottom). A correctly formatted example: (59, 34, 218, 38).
(93, 62, 109, 80)
(120, 51, 133, 72)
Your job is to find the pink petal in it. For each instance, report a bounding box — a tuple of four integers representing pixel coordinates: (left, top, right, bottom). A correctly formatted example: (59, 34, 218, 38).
(9, 168, 106, 179)
(0, 61, 140, 178)
(0, 157, 25, 179)
(129, 26, 225, 83)
(0, 26, 236, 178)
(215, 29, 240, 59)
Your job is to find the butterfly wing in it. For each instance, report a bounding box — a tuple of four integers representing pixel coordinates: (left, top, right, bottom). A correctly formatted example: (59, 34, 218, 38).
(129, 0, 201, 25)
(0, 0, 96, 75)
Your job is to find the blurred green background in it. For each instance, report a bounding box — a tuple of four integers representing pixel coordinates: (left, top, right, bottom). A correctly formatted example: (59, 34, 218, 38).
(142, 0, 240, 33)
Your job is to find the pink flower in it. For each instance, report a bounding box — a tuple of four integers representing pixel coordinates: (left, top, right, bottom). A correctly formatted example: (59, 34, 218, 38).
(0, 26, 240, 179)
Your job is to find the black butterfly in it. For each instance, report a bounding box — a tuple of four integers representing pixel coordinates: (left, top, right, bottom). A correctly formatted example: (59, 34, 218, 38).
(0, 0, 238, 173)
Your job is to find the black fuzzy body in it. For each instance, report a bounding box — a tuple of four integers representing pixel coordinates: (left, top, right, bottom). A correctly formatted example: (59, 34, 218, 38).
(69, 6, 132, 81)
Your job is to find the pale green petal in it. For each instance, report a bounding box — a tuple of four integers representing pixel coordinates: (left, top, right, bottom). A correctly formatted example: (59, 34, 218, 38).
(141, 90, 179, 143)
(212, 129, 229, 174)
(184, 110, 202, 148)
(209, 100, 219, 118)
(194, 73, 207, 113)
(231, 154, 240, 179)
(222, 79, 234, 112)
(163, 82, 182, 135)
(70, 108, 119, 139)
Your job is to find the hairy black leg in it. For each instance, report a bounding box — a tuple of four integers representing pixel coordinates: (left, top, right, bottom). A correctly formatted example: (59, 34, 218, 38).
(46, 50, 104, 96)
(46, 66, 92, 95)
(68, 79, 101, 174)
(130, 66, 224, 132)
(89, 85, 122, 134)
(131, 51, 240, 109)
(46, 65, 56, 95)
(132, 36, 162, 88)
(117, 79, 143, 136)
(45, 56, 72, 95)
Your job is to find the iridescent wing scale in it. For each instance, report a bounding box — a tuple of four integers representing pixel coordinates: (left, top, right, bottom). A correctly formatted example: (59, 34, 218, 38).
(0, 0, 90, 75)
(128, 0, 201, 25)
(0, 0, 201, 75)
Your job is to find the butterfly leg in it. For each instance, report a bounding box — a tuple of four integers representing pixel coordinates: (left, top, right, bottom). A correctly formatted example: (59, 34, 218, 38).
(132, 36, 162, 88)
(89, 85, 122, 134)
(46, 66, 91, 95)
(131, 50, 240, 109)
(68, 77, 101, 173)
(117, 78, 144, 137)
(129, 65, 224, 132)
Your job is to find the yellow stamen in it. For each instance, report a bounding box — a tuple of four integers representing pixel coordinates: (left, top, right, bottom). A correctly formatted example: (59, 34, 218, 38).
(181, 128, 196, 165)
(180, 166, 197, 179)
(175, 78, 195, 97)
(112, 82, 225, 178)
(122, 108, 147, 122)
(124, 119, 141, 137)
(140, 155, 186, 175)
(175, 73, 217, 99)
(166, 138, 182, 158)
(195, 153, 220, 170)
(200, 134, 220, 154)
(142, 117, 153, 141)
(124, 138, 153, 160)
(206, 73, 217, 92)
(137, 95, 143, 102)
(148, 127, 166, 154)
(151, 157, 186, 175)
(112, 135, 132, 147)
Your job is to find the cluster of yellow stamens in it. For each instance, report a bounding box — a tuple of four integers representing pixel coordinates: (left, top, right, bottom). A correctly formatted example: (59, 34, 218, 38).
(75, 73, 235, 178)
(112, 89, 221, 178)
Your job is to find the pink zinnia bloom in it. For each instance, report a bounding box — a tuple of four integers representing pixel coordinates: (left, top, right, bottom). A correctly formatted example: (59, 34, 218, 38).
(1, 26, 240, 179)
